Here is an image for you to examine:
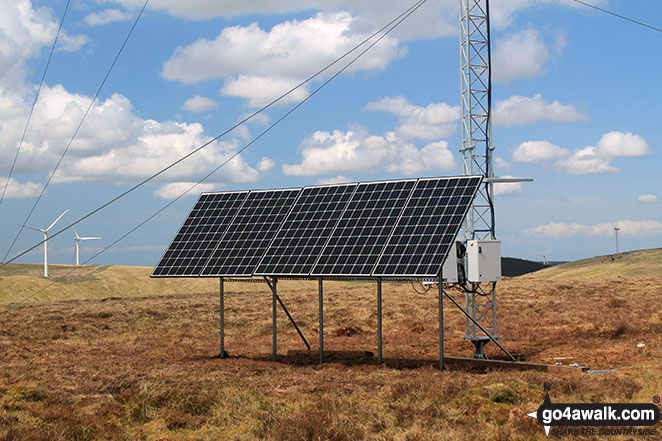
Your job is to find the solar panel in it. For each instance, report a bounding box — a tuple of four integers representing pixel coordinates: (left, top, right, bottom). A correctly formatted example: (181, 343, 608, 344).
(372, 176, 482, 277)
(151, 191, 248, 277)
(311, 179, 416, 277)
(254, 183, 357, 276)
(200, 188, 302, 277)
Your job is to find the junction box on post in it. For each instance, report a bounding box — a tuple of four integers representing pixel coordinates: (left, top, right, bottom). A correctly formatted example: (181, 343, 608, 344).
(466, 240, 501, 282)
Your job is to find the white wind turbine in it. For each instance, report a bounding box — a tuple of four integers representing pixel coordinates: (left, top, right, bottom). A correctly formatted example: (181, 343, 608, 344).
(537, 247, 551, 265)
(73, 228, 101, 266)
(24, 209, 68, 278)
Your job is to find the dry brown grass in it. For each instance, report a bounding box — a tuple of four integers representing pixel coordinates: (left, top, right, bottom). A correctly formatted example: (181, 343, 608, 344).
(1, 265, 661, 440)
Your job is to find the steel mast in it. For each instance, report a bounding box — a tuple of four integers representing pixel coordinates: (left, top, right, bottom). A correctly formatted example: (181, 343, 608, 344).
(459, 0, 498, 357)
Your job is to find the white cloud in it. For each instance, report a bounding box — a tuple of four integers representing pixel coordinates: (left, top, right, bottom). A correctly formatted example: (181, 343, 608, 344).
(493, 94, 587, 126)
(492, 176, 523, 196)
(0, 0, 87, 89)
(595, 131, 650, 158)
(83, 8, 132, 26)
(182, 95, 218, 113)
(257, 157, 275, 172)
(494, 157, 510, 171)
(555, 146, 619, 175)
(512, 140, 569, 163)
(154, 182, 218, 200)
(0, 177, 41, 198)
(220, 75, 309, 108)
(492, 28, 550, 83)
(316, 175, 353, 185)
(638, 194, 658, 204)
(365, 96, 459, 141)
(283, 128, 456, 177)
(526, 220, 662, 238)
(513, 132, 651, 175)
(161, 11, 403, 107)
(162, 12, 401, 84)
(0, 2, 267, 196)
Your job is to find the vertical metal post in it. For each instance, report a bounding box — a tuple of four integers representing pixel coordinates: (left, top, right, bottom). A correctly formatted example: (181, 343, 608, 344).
(377, 278, 383, 363)
(319, 278, 324, 364)
(439, 275, 444, 370)
(219, 277, 225, 358)
(272, 277, 277, 361)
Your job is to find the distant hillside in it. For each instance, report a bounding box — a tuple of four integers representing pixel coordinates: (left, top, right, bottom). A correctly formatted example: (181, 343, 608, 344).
(0, 264, 218, 305)
(501, 257, 550, 277)
(521, 248, 662, 280)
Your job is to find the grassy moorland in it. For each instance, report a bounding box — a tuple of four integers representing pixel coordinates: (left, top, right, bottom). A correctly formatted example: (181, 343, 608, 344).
(1, 250, 661, 440)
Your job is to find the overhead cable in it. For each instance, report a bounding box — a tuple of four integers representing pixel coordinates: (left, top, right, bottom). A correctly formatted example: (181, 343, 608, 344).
(1, 0, 428, 270)
(2, 0, 151, 264)
(0, 0, 71, 216)
(6, 0, 429, 304)
(572, 0, 662, 33)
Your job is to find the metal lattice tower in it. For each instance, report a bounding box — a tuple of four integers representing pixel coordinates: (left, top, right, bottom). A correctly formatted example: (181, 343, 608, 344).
(459, 0, 498, 356)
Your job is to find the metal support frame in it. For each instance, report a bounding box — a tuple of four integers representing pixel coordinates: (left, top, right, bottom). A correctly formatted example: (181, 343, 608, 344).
(377, 278, 383, 363)
(319, 278, 324, 364)
(219, 277, 226, 358)
(438, 274, 444, 370)
(271, 277, 277, 360)
(459, 0, 499, 357)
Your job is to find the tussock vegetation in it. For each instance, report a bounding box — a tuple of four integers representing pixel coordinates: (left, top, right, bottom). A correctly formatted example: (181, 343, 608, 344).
(1, 259, 661, 440)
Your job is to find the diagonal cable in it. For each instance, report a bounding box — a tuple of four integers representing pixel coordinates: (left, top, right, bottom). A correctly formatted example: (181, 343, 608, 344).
(0, 0, 71, 214)
(572, 0, 661, 33)
(2, 0, 150, 264)
(1, 0, 427, 269)
(6, 0, 429, 305)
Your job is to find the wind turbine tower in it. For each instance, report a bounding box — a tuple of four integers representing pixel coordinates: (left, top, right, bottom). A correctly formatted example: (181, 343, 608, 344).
(24, 210, 68, 278)
(614, 224, 620, 254)
(73, 228, 101, 266)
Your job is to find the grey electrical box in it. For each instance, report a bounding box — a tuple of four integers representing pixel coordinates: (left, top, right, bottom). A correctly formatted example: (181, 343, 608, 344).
(441, 242, 458, 283)
(466, 240, 501, 282)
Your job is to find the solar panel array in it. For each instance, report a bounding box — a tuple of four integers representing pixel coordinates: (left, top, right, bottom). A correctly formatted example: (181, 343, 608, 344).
(152, 175, 482, 278)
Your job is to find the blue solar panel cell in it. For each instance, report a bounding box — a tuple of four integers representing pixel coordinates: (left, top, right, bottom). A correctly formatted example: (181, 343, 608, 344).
(255, 183, 357, 275)
(200, 188, 301, 276)
(151, 191, 248, 277)
(372, 176, 482, 277)
(311, 179, 416, 277)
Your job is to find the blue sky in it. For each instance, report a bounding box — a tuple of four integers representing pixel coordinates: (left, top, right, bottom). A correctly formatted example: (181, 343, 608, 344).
(1, 0, 660, 267)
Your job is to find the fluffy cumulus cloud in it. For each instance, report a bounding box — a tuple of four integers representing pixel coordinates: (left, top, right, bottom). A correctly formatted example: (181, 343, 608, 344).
(161, 11, 402, 107)
(0, 1, 268, 199)
(492, 28, 550, 83)
(0, 177, 42, 198)
(284, 95, 460, 177)
(83, 8, 132, 26)
(512, 140, 568, 163)
(153, 182, 218, 200)
(181, 95, 218, 113)
(492, 176, 524, 196)
(493, 94, 587, 126)
(525, 220, 662, 238)
(316, 175, 353, 185)
(220, 75, 309, 108)
(283, 128, 456, 177)
(638, 194, 658, 204)
(365, 96, 459, 141)
(0, 0, 87, 89)
(512, 132, 651, 175)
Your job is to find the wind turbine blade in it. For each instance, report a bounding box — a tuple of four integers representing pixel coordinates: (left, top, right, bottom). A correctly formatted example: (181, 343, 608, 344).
(80, 237, 101, 240)
(47, 209, 69, 231)
(72, 246, 77, 263)
(73, 226, 80, 239)
(22, 225, 45, 232)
